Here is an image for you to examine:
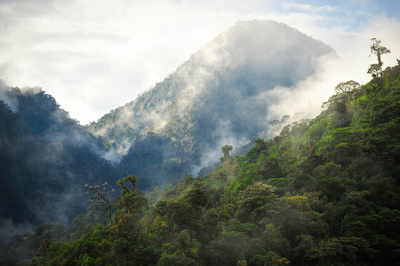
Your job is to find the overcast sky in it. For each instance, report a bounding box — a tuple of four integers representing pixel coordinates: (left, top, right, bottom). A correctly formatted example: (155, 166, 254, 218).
(0, 0, 399, 124)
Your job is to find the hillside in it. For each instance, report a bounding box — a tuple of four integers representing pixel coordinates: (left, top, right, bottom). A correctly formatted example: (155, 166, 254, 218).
(89, 20, 336, 189)
(0, 20, 336, 239)
(0, 84, 117, 235)
(12, 61, 400, 265)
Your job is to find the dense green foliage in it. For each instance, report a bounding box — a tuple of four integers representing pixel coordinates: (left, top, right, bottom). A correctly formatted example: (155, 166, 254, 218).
(14, 63, 400, 265)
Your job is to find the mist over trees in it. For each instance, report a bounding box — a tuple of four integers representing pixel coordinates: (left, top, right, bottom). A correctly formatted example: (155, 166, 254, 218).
(0, 20, 350, 239)
(0, 84, 117, 235)
(1, 19, 399, 265)
(89, 20, 336, 190)
(7, 59, 400, 265)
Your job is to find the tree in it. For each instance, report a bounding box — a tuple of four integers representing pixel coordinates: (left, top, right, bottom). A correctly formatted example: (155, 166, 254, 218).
(184, 188, 210, 210)
(236, 183, 277, 223)
(368, 38, 391, 78)
(322, 80, 361, 113)
(116, 175, 147, 215)
(84, 182, 116, 221)
(117, 174, 137, 195)
(309, 237, 375, 264)
(221, 145, 234, 163)
(334, 80, 360, 104)
(222, 145, 233, 157)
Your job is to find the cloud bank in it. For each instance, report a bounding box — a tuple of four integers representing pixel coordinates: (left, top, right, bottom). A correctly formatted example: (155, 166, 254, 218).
(0, 0, 399, 124)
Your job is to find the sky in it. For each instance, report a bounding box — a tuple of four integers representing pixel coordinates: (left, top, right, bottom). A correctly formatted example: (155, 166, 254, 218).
(0, 0, 399, 124)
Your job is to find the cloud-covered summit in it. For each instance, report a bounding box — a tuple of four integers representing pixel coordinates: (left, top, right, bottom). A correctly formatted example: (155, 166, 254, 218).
(1, 1, 399, 124)
(89, 20, 337, 188)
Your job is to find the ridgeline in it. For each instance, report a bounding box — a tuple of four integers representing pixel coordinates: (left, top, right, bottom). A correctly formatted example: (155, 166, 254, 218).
(7, 61, 400, 265)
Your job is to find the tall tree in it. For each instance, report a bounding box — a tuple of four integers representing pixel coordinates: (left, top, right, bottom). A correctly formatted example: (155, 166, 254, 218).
(368, 38, 391, 78)
(84, 182, 116, 221)
(221, 145, 234, 163)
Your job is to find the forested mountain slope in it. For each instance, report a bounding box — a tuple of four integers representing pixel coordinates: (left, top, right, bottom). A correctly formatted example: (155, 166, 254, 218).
(22, 62, 400, 265)
(89, 20, 336, 189)
(0, 84, 116, 233)
(0, 20, 336, 241)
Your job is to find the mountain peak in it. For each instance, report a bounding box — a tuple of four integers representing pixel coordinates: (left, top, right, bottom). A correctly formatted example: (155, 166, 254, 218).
(89, 20, 336, 189)
(188, 19, 332, 69)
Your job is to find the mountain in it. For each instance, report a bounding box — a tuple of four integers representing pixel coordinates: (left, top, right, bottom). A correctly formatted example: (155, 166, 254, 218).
(0, 83, 117, 237)
(20, 62, 400, 266)
(0, 19, 336, 237)
(89, 20, 336, 189)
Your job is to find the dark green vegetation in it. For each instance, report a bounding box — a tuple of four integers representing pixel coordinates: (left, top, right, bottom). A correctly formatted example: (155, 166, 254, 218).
(0, 85, 116, 228)
(0, 20, 335, 242)
(10, 63, 399, 265)
(89, 20, 335, 190)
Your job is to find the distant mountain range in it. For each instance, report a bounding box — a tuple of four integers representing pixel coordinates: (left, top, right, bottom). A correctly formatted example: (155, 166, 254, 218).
(0, 20, 336, 230)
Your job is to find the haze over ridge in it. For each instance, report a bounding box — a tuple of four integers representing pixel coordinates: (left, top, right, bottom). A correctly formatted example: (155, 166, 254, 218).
(87, 20, 338, 189)
(1, 1, 399, 124)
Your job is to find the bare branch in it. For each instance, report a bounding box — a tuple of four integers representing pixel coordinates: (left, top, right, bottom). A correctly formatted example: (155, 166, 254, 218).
(84, 182, 116, 221)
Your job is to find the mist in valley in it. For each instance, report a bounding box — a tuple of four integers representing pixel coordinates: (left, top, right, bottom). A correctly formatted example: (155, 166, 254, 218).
(0, 2, 399, 262)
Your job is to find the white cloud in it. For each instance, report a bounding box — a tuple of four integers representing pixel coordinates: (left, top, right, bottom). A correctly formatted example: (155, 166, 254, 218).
(282, 3, 336, 12)
(0, 0, 398, 124)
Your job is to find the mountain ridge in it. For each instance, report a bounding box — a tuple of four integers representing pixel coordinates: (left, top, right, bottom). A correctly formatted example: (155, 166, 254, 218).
(0, 84, 117, 233)
(19, 60, 400, 266)
(89, 20, 337, 189)
(0, 19, 337, 229)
